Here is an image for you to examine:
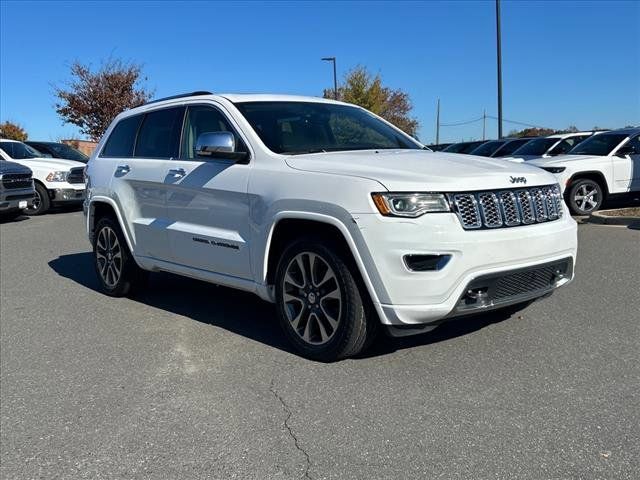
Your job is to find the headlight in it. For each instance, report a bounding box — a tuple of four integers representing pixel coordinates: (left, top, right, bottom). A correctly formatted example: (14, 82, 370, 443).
(372, 192, 450, 217)
(541, 167, 566, 174)
(46, 171, 68, 182)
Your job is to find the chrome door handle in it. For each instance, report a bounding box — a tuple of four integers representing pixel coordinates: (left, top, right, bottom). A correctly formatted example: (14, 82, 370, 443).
(168, 168, 186, 179)
(115, 164, 130, 176)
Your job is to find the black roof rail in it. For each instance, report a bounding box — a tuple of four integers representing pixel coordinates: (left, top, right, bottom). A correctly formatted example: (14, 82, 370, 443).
(144, 91, 213, 105)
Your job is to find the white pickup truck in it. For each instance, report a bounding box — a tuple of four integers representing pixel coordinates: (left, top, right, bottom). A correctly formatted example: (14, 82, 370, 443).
(0, 139, 86, 215)
(84, 92, 578, 361)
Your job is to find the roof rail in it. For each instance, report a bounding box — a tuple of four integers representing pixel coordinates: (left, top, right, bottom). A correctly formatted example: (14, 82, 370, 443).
(145, 91, 213, 105)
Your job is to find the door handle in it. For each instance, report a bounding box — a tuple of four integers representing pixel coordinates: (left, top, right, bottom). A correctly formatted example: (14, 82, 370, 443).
(115, 164, 130, 176)
(168, 168, 186, 179)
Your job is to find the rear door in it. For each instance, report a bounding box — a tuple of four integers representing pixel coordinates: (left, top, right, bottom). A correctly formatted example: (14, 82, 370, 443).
(164, 103, 253, 279)
(102, 107, 183, 260)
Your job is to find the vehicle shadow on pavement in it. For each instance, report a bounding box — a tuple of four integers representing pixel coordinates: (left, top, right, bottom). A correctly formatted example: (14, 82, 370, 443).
(48, 252, 519, 360)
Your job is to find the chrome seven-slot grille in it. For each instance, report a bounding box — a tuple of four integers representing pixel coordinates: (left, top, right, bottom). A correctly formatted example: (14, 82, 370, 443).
(450, 184, 563, 230)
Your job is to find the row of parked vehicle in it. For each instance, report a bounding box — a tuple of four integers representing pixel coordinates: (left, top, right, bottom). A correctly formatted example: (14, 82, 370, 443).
(0, 140, 88, 217)
(430, 128, 640, 215)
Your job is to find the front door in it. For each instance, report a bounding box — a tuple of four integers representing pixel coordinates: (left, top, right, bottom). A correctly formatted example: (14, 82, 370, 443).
(165, 103, 252, 279)
(612, 134, 640, 192)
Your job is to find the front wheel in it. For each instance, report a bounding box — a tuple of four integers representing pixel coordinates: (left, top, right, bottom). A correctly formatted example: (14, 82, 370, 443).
(275, 240, 376, 361)
(93, 216, 148, 297)
(567, 178, 604, 215)
(25, 183, 50, 216)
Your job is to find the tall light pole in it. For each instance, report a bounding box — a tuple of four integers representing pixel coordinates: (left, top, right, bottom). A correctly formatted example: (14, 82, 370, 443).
(496, 0, 503, 139)
(321, 57, 338, 100)
(435, 98, 440, 145)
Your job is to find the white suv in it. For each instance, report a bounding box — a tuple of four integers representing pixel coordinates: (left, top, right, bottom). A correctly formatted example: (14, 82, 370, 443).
(0, 140, 86, 215)
(84, 92, 578, 361)
(503, 132, 595, 162)
(527, 128, 640, 215)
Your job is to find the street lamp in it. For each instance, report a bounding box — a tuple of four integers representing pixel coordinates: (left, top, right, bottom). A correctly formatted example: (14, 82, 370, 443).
(496, 0, 503, 139)
(321, 57, 338, 100)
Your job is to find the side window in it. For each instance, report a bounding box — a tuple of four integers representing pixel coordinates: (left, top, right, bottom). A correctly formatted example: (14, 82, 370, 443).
(135, 107, 185, 159)
(181, 105, 247, 159)
(101, 115, 143, 158)
(550, 139, 573, 155)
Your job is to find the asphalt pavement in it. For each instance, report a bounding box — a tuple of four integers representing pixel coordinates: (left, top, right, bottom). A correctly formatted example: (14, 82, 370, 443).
(1, 210, 639, 479)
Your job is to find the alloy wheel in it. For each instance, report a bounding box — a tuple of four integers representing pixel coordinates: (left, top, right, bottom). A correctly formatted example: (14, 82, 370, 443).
(95, 226, 123, 287)
(573, 183, 600, 213)
(282, 252, 342, 345)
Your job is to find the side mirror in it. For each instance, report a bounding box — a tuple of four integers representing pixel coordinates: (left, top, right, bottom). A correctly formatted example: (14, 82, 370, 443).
(195, 131, 247, 161)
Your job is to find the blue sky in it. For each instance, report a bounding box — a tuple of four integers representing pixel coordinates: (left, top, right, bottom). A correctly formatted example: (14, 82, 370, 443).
(1, 0, 638, 143)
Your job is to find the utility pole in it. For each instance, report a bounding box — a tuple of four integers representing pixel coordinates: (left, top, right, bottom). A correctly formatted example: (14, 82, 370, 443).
(321, 57, 338, 100)
(482, 110, 487, 140)
(435, 98, 440, 145)
(496, 0, 503, 139)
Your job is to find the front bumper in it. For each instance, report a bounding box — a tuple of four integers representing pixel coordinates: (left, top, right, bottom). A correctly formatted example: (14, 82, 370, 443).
(353, 211, 578, 327)
(51, 188, 85, 203)
(0, 191, 35, 211)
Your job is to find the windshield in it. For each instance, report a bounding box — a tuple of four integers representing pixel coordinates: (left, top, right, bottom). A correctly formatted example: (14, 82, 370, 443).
(494, 139, 534, 157)
(234, 101, 421, 154)
(469, 140, 504, 157)
(512, 138, 558, 156)
(41, 143, 88, 162)
(568, 133, 627, 156)
(0, 141, 42, 159)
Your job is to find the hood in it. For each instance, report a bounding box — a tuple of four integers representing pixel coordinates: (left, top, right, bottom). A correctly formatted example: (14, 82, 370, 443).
(9, 157, 85, 171)
(528, 154, 602, 167)
(0, 160, 32, 175)
(285, 149, 557, 192)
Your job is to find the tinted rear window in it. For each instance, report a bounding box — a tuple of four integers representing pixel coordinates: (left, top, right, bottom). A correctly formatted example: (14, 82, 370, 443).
(102, 115, 143, 157)
(135, 107, 185, 158)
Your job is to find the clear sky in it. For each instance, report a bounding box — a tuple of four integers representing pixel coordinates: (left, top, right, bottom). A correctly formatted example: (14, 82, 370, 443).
(1, 0, 638, 144)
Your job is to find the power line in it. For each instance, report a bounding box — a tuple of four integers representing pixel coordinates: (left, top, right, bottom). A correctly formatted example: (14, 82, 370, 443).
(439, 116, 484, 127)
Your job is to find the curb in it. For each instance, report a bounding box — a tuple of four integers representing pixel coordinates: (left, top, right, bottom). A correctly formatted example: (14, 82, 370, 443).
(588, 209, 640, 227)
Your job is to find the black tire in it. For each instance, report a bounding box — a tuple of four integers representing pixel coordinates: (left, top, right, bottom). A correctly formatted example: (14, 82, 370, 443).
(93, 216, 148, 297)
(567, 178, 604, 215)
(274, 239, 376, 361)
(25, 183, 50, 216)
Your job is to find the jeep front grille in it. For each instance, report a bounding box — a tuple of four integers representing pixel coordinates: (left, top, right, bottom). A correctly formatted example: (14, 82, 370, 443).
(451, 185, 563, 230)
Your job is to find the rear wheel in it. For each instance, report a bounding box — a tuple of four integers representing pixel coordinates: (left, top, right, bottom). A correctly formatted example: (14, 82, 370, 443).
(25, 183, 50, 216)
(93, 216, 147, 297)
(275, 239, 376, 361)
(567, 178, 603, 215)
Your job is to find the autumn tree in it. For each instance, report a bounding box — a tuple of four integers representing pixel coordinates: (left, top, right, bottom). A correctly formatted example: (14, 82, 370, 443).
(54, 59, 153, 141)
(323, 66, 419, 137)
(0, 121, 28, 141)
(508, 127, 556, 138)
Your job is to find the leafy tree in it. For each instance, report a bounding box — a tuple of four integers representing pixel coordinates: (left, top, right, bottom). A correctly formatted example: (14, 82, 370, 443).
(54, 59, 153, 141)
(508, 127, 555, 138)
(323, 66, 419, 137)
(0, 121, 28, 141)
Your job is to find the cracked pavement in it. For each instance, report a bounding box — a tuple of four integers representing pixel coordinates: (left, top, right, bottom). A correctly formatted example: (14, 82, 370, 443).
(1, 210, 639, 479)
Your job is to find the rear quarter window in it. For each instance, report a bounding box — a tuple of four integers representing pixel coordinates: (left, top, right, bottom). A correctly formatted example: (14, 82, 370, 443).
(101, 115, 144, 158)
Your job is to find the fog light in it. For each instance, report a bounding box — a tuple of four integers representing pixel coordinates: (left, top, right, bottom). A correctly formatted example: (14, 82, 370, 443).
(404, 254, 451, 271)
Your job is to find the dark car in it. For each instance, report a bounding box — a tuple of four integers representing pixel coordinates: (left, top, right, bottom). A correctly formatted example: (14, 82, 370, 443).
(443, 140, 489, 154)
(426, 143, 453, 152)
(25, 141, 89, 163)
(0, 159, 35, 218)
(469, 138, 535, 158)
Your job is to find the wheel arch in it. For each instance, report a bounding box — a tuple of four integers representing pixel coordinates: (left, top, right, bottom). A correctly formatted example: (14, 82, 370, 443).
(262, 213, 382, 310)
(87, 197, 134, 253)
(566, 170, 610, 196)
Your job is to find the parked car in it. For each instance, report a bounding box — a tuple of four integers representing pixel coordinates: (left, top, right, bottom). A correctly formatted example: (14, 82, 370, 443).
(504, 132, 596, 162)
(0, 140, 86, 215)
(443, 140, 489, 154)
(85, 92, 577, 361)
(529, 128, 640, 215)
(0, 159, 35, 218)
(426, 143, 452, 151)
(25, 141, 89, 163)
(469, 137, 534, 158)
